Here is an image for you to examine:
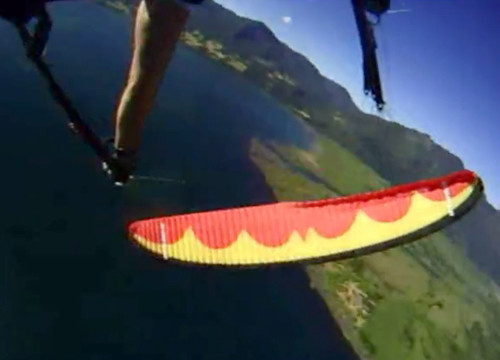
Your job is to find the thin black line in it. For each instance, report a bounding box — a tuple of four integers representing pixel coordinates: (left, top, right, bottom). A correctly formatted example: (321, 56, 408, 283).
(16, 24, 111, 164)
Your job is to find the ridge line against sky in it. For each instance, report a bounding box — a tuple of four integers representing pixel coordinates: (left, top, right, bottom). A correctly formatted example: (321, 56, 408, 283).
(213, 0, 500, 210)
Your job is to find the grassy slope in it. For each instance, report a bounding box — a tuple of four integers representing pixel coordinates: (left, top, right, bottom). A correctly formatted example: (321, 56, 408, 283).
(250, 136, 500, 360)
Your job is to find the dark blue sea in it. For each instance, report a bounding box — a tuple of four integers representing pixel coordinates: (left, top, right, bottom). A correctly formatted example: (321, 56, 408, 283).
(0, 2, 360, 359)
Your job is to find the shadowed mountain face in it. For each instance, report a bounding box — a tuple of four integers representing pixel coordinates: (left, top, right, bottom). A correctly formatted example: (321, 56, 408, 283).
(185, 1, 358, 113)
(234, 22, 279, 43)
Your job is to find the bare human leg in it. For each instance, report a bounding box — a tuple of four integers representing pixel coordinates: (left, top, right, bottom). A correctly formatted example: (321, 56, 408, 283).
(114, 0, 189, 153)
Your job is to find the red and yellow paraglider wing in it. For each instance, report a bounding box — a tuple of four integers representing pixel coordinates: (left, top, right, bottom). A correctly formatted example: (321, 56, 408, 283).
(128, 170, 482, 266)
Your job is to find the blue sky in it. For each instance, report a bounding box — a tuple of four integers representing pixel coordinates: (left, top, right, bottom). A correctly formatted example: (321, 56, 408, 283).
(213, 0, 500, 209)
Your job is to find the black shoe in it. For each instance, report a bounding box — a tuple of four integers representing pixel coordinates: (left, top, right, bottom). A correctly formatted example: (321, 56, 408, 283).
(102, 144, 137, 186)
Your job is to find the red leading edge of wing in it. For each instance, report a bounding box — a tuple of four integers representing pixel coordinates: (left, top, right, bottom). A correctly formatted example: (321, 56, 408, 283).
(128, 170, 478, 250)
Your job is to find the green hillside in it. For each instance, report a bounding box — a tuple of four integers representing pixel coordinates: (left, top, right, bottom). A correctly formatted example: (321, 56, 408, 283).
(250, 135, 500, 360)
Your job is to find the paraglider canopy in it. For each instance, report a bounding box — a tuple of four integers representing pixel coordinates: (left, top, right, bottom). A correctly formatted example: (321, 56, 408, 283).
(129, 170, 483, 267)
